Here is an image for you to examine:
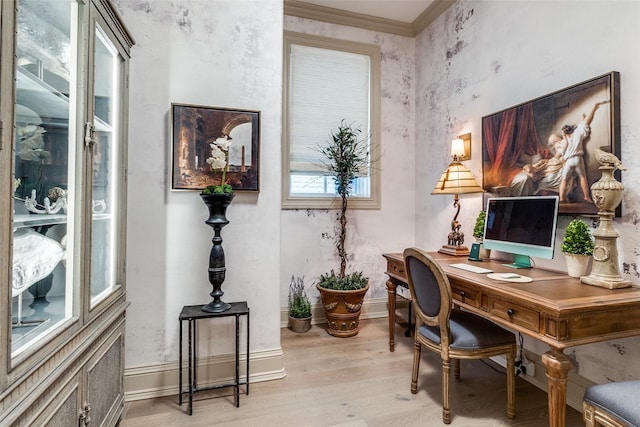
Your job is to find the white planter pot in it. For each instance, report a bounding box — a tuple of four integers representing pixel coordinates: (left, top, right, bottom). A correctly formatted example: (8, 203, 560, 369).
(564, 253, 591, 278)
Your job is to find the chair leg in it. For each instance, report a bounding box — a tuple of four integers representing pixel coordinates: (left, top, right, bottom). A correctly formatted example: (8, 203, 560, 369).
(442, 357, 451, 424)
(582, 402, 596, 427)
(411, 341, 421, 394)
(583, 402, 596, 427)
(453, 358, 460, 380)
(506, 345, 516, 419)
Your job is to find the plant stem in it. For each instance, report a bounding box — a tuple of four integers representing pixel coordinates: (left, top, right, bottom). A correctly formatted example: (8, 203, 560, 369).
(339, 194, 347, 278)
(221, 151, 228, 186)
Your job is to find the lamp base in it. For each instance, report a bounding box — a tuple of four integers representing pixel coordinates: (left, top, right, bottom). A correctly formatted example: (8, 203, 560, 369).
(438, 245, 470, 257)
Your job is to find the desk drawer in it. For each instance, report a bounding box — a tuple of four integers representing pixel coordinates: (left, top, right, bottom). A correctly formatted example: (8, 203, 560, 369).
(450, 281, 481, 309)
(488, 298, 540, 332)
(386, 257, 406, 281)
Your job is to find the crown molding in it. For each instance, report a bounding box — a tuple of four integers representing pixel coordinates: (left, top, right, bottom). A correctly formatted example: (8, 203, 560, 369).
(284, 0, 454, 38)
(413, 0, 455, 35)
(284, 0, 414, 37)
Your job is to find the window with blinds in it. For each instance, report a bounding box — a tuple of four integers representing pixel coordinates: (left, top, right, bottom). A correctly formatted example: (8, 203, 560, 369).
(282, 32, 381, 209)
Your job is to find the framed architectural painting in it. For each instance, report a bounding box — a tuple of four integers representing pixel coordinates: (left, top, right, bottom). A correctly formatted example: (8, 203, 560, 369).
(482, 71, 620, 216)
(171, 103, 260, 191)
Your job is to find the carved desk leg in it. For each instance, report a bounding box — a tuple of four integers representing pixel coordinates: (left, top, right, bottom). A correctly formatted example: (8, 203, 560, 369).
(542, 349, 573, 427)
(386, 280, 397, 352)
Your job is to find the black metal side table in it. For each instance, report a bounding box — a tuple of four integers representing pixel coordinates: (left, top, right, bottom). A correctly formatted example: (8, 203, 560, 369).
(178, 302, 250, 415)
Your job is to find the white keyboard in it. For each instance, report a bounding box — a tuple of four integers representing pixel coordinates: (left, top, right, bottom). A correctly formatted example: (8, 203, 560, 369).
(450, 263, 493, 274)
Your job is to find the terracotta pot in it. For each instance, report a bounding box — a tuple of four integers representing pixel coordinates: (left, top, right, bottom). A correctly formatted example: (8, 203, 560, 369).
(564, 253, 591, 278)
(288, 315, 312, 333)
(316, 283, 369, 338)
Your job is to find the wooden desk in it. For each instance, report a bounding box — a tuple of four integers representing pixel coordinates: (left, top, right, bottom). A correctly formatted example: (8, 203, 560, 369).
(383, 252, 640, 427)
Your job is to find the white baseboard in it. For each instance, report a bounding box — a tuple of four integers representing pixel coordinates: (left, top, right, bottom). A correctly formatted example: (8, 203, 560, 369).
(125, 298, 390, 402)
(127, 298, 594, 413)
(124, 348, 285, 402)
(280, 296, 393, 327)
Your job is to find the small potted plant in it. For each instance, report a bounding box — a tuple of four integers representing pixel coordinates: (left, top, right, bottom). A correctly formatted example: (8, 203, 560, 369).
(315, 120, 370, 338)
(288, 275, 312, 333)
(472, 210, 491, 260)
(561, 219, 594, 277)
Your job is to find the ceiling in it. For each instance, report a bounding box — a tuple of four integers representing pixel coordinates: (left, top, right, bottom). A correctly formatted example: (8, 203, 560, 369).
(295, 0, 436, 23)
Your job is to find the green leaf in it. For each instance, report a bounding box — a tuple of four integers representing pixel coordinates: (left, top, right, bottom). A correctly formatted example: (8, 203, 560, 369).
(318, 270, 368, 290)
(288, 275, 312, 318)
(561, 219, 594, 255)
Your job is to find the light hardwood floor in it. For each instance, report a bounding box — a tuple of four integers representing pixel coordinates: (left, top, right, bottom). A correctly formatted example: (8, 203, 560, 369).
(120, 318, 583, 426)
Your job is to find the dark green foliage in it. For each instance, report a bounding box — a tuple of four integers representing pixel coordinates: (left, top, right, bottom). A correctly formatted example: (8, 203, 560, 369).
(472, 210, 487, 239)
(201, 183, 233, 195)
(319, 120, 369, 198)
(288, 275, 311, 318)
(319, 120, 370, 279)
(561, 219, 594, 255)
(318, 270, 368, 291)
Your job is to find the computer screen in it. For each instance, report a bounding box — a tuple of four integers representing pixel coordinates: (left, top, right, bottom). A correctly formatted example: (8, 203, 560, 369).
(482, 195, 559, 268)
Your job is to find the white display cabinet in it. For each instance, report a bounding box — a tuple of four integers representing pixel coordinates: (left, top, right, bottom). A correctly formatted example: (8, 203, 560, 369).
(0, 0, 132, 425)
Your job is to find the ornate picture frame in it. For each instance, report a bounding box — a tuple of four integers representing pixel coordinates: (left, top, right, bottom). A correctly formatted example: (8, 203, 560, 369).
(482, 72, 620, 216)
(171, 103, 260, 191)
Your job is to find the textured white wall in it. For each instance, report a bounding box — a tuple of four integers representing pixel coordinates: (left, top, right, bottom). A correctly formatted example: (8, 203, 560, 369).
(281, 17, 416, 306)
(113, 0, 283, 367)
(415, 0, 640, 383)
(115, 0, 640, 385)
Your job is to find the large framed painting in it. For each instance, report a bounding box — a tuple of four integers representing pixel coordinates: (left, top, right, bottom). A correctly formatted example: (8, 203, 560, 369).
(171, 103, 260, 191)
(482, 72, 620, 216)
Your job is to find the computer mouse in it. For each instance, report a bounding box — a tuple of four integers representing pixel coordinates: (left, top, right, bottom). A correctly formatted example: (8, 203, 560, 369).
(500, 273, 521, 279)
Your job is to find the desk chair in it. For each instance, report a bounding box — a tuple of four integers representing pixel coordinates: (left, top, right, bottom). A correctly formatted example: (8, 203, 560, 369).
(403, 248, 516, 424)
(583, 380, 640, 427)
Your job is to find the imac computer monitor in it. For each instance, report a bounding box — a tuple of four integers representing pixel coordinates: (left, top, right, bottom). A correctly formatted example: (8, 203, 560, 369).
(482, 195, 560, 268)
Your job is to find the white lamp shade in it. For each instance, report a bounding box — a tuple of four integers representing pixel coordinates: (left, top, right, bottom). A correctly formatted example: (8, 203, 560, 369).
(431, 161, 484, 195)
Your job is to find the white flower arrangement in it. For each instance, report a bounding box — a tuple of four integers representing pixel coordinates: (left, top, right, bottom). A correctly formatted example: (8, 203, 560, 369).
(202, 135, 233, 194)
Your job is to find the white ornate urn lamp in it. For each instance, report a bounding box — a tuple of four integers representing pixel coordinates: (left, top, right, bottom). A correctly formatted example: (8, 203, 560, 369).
(580, 149, 631, 289)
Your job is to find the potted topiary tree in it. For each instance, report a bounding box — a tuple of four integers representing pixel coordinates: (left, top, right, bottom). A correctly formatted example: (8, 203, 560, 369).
(288, 275, 312, 333)
(316, 120, 370, 338)
(472, 210, 491, 260)
(561, 219, 594, 278)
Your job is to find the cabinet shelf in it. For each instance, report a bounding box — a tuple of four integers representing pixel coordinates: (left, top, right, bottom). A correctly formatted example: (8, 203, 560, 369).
(17, 67, 113, 132)
(13, 212, 111, 229)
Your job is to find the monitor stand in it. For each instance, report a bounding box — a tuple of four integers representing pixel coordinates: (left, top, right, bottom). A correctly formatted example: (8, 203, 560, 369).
(502, 254, 532, 269)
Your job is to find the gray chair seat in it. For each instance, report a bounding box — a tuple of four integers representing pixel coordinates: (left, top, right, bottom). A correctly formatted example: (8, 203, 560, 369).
(420, 309, 516, 350)
(583, 380, 640, 427)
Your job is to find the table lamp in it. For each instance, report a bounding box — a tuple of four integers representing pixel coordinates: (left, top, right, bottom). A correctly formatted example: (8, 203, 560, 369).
(431, 138, 484, 256)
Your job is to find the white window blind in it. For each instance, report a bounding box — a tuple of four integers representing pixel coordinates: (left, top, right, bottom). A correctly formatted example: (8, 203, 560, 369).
(282, 32, 381, 209)
(289, 44, 370, 173)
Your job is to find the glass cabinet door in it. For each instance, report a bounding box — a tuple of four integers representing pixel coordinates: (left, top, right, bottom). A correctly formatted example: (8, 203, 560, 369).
(89, 23, 125, 307)
(11, 0, 79, 357)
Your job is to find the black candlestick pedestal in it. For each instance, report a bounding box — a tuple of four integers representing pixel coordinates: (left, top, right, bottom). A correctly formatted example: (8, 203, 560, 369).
(200, 193, 235, 313)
